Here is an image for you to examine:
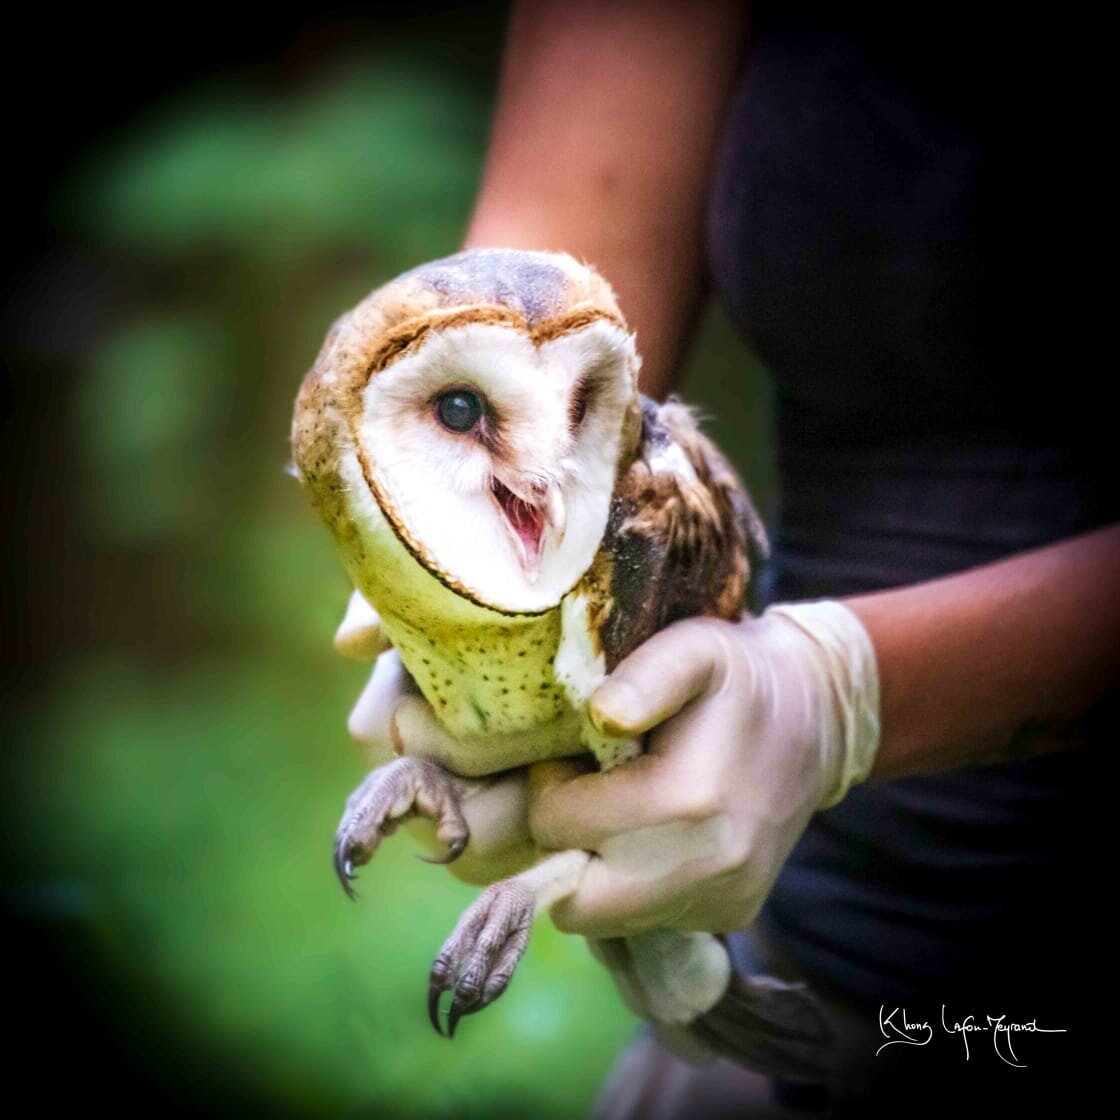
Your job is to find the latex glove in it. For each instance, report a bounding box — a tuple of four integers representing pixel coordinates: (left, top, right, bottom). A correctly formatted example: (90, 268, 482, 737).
(338, 589, 539, 886)
(528, 600, 880, 938)
(334, 586, 393, 663)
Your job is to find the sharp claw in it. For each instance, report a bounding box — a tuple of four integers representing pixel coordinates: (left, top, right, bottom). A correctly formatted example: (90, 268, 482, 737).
(428, 982, 445, 1036)
(447, 999, 463, 1040)
(447, 992, 480, 1040)
(418, 836, 467, 865)
(334, 843, 359, 901)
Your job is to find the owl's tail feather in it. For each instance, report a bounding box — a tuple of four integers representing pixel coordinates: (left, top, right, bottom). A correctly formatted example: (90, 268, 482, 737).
(675, 969, 833, 1083)
(593, 931, 833, 1084)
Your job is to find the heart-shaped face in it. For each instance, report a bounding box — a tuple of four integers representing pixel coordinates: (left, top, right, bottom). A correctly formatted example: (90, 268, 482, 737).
(292, 249, 642, 619)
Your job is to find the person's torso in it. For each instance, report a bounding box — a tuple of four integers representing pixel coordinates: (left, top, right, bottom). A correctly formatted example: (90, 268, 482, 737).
(705, 4, 1115, 1012)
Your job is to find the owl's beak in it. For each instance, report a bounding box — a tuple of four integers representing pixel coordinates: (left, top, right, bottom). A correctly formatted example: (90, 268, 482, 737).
(544, 485, 566, 543)
(491, 478, 566, 585)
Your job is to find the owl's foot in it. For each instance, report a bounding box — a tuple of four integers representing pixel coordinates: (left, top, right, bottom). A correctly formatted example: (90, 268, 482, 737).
(428, 879, 534, 1038)
(334, 757, 468, 899)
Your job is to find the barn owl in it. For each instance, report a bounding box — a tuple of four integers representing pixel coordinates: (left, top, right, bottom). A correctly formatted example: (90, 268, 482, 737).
(291, 249, 829, 1079)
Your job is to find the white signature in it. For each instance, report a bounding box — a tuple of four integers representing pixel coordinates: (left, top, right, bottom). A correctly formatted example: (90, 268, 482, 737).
(876, 1004, 1067, 1067)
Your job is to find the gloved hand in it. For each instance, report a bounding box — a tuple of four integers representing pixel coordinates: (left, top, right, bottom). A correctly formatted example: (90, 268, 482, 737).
(338, 589, 539, 886)
(528, 600, 881, 938)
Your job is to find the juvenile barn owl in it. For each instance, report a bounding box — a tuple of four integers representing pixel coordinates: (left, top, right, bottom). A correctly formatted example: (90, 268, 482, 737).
(291, 249, 828, 1078)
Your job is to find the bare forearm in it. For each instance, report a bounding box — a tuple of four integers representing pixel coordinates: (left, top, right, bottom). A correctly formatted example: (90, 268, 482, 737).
(465, 0, 749, 397)
(846, 524, 1120, 779)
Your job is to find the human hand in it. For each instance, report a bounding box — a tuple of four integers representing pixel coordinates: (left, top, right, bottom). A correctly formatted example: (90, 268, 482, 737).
(338, 589, 539, 886)
(528, 601, 880, 938)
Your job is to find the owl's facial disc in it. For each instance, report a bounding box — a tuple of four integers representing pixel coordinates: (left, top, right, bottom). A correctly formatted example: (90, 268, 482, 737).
(355, 320, 636, 614)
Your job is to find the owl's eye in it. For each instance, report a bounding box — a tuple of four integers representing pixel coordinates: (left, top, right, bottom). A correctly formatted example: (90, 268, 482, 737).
(435, 389, 483, 433)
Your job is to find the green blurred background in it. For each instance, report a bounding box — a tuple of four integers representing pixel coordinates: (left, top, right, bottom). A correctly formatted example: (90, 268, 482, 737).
(2, 5, 772, 1116)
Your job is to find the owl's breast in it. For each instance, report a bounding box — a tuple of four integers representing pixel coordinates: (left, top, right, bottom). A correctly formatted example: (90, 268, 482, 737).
(381, 608, 584, 775)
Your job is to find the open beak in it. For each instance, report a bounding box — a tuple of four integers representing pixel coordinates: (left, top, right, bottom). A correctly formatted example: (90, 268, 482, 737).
(490, 478, 566, 584)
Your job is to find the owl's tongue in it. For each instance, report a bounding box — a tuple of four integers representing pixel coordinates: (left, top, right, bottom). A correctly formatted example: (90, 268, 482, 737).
(492, 478, 548, 583)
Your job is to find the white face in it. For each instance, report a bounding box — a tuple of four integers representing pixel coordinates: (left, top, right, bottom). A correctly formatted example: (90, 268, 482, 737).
(354, 319, 637, 613)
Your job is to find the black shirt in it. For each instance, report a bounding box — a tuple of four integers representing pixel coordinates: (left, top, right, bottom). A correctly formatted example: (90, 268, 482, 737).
(706, 4, 1115, 1019)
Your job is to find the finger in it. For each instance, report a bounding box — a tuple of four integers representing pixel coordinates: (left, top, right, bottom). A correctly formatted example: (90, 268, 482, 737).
(441, 771, 540, 886)
(544, 810, 734, 931)
(529, 751, 670, 852)
(588, 618, 728, 738)
(527, 758, 595, 799)
(348, 651, 414, 762)
(389, 694, 463, 766)
(456, 770, 531, 857)
(335, 589, 391, 661)
(548, 854, 685, 939)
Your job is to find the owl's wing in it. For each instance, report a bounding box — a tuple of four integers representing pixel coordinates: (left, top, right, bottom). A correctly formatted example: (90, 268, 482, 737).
(593, 395, 768, 672)
(582, 403, 832, 1081)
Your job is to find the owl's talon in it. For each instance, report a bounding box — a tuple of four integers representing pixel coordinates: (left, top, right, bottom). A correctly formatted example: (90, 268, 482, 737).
(333, 842, 359, 900)
(334, 757, 468, 897)
(427, 879, 534, 1039)
(418, 836, 467, 865)
(428, 981, 446, 1036)
(447, 990, 479, 1039)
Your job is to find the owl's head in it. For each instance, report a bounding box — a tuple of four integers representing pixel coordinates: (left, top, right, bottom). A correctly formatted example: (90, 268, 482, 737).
(293, 249, 642, 618)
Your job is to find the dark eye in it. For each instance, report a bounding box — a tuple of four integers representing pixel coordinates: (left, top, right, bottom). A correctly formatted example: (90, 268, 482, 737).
(570, 378, 593, 430)
(436, 389, 483, 433)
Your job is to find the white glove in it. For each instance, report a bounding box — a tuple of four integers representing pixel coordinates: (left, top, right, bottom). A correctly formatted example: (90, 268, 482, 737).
(528, 600, 880, 937)
(334, 586, 393, 663)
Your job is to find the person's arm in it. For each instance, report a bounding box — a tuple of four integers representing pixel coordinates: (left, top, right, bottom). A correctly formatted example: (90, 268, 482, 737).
(850, 523, 1120, 778)
(528, 525, 1120, 938)
(465, 0, 750, 398)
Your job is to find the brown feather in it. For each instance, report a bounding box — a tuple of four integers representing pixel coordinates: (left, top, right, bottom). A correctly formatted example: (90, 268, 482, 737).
(582, 395, 767, 672)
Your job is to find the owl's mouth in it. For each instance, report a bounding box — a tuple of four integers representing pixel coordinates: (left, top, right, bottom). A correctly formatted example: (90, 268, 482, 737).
(490, 477, 565, 585)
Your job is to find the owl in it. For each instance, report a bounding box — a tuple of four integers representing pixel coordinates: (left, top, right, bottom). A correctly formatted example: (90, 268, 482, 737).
(291, 249, 829, 1079)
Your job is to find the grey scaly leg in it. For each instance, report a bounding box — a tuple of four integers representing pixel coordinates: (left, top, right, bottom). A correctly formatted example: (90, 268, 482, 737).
(334, 757, 469, 898)
(428, 849, 589, 1037)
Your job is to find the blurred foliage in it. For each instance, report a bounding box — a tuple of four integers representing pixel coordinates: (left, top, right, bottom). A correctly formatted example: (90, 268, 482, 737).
(71, 61, 487, 264)
(77, 314, 236, 540)
(7, 32, 773, 1120)
(11, 656, 630, 1118)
